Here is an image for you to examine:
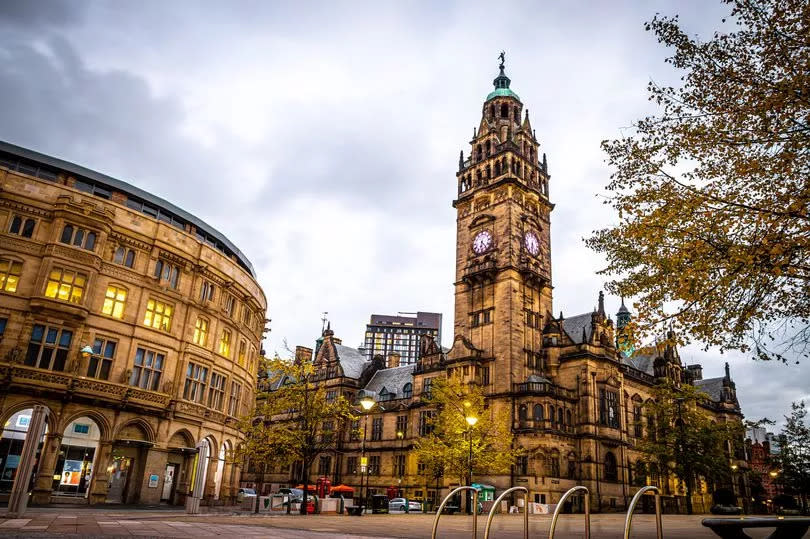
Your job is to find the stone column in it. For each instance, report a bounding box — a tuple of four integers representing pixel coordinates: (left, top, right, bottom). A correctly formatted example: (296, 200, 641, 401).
(220, 452, 233, 505)
(185, 441, 209, 514)
(203, 452, 219, 503)
(88, 441, 114, 504)
(30, 430, 63, 505)
(6, 405, 48, 517)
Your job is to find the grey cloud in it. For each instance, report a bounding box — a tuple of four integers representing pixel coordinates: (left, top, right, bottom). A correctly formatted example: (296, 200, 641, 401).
(0, 0, 82, 28)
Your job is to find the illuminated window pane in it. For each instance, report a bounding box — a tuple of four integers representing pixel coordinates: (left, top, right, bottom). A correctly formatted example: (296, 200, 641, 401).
(0, 259, 22, 292)
(102, 286, 127, 319)
(143, 298, 173, 331)
(44, 267, 86, 304)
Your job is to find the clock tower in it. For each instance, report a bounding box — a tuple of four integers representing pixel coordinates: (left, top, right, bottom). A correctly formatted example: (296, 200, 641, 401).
(451, 58, 554, 394)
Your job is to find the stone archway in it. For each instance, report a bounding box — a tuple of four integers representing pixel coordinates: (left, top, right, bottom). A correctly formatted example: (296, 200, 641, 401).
(106, 419, 155, 504)
(1, 404, 52, 515)
(50, 415, 102, 502)
(165, 429, 197, 506)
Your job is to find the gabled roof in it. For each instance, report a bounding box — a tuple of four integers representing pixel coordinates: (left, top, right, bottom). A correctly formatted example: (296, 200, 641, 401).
(694, 377, 725, 401)
(562, 313, 593, 344)
(364, 365, 414, 398)
(622, 354, 655, 376)
(334, 344, 369, 379)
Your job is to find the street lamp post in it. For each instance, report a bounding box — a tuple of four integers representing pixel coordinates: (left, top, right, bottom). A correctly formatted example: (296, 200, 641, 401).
(359, 394, 375, 515)
(465, 414, 478, 515)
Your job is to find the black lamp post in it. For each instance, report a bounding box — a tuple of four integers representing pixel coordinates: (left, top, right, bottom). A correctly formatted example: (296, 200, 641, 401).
(465, 414, 478, 514)
(359, 394, 375, 514)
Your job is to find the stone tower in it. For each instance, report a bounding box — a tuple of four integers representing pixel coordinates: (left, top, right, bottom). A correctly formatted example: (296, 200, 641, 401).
(452, 59, 553, 394)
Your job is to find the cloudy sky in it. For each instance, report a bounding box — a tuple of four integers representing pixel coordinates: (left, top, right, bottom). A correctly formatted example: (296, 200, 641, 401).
(1, 0, 806, 427)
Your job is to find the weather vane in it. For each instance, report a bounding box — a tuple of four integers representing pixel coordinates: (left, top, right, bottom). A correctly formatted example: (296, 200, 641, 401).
(498, 50, 506, 70)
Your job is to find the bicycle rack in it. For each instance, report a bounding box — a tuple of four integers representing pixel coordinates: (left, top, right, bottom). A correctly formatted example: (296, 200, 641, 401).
(624, 486, 663, 539)
(431, 486, 479, 539)
(548, 486, 590, 539)
(483, 486, 528, 539)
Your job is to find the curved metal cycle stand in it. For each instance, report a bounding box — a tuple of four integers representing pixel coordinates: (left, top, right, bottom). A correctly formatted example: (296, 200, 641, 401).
(548, 486, 590, 539)
(483, 486, 528, 539)
(624, 486, 663, 539)
(431, 486, 479, 539)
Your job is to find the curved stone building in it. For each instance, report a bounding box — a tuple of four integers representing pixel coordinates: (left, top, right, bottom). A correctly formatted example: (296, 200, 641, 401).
(0, 141, 266, 508)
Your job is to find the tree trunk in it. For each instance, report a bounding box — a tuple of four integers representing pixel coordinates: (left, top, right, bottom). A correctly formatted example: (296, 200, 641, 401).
(685, 476, 694, 515)
(301, 461, 310, 515)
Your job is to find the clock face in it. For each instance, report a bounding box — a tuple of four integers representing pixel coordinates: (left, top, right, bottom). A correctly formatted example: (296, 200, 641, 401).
(472, 230, 492, 254)
(524, 231, 540, 256)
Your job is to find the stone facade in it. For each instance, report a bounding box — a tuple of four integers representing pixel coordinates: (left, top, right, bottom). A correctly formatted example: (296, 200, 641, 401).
(242, 65, 746, 512)
(0, 142, 266, 507)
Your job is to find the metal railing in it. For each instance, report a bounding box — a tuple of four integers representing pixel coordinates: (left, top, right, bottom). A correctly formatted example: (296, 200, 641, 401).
(483, 486, 528, 539)
(548, 486, 590, 539)
(431, 486, 479, 539)
(624, 486, 663, 539)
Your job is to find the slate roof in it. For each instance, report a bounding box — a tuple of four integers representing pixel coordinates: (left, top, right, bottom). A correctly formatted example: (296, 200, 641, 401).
(694, 377, 725, 401)
(561, 313, 594, 344)
(364, 365, 415, 398)
(335, 344, 370, 379)
(622, 354, 655, 376)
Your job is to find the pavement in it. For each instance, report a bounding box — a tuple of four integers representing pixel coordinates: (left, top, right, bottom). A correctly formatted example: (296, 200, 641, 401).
(0, 507, 804, 538)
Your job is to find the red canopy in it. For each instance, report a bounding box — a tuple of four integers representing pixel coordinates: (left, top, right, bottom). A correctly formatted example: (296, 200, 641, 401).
(294, 484, 317, 491)
(331, 484, 355, 493)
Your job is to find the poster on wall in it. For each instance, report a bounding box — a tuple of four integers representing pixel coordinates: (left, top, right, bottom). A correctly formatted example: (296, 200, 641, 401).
(61, 460, 83, 485)
(149, 474, 159, 488)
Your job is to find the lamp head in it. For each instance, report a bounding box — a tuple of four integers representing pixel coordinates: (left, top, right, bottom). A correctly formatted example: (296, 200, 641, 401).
(80, 345, 94, 358)
(731, 464, 738, 471)
(466, 415, 478, 427)
(396, 431, 403, 439)
(769, 470, 778, 478)
(360, 395, 375, 411)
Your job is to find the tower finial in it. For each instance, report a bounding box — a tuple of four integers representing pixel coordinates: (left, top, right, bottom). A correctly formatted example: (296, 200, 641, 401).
(498, 50, 506, 71)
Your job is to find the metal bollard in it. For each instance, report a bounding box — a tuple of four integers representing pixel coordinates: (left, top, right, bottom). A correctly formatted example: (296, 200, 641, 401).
(483, 486, 529, 539)
(431, 486, 479, 539)
(549, 486, 590, 539)
(624, 486, 663, 539)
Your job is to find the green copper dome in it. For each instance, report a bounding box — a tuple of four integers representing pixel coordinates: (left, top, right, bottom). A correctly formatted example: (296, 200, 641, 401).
(486, 66, 520, 102)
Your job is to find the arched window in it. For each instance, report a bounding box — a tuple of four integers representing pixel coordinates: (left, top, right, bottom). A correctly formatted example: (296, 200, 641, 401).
(22, 219, 35, 238)
(518, 404, 528, 422)
(500, 104, 508, 118)
(486, 140, 491, 156)
(495, 160, 501, 176)
(60, 224, 73, 244)
(124, 249, 135, 268)
(558, 407, 564, 426)
(9, 216, 22, 234)
(533, 403, 544, 422)
(486, 165, 491, 178)
(566, 409, 572, 426)
(604, 451, 618, 481)
(85, 232, 96, 251)
(379, 387, 392, 401)
(550, 450, 560, 477)
(476, 145, 482, 160)
(548, 404, 555, 424)
(403, 382, 412, 399)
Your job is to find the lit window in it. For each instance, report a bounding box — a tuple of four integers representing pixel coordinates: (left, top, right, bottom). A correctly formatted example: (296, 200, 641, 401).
(101, 285, 127, 319)
(0, 258, 22, 293)
(219, 329, 231, 357)
(238, 340, 246, 367)
(45, 267, 87, 304)
(208, 372, 226, 410)
(143, 298, 173, 331)
(193, 317, 209, 346)
(59, 224, 96, 251)
(183, 361, 209, 403)
(153, 259, 180, 289)
(129, 347, 165, 391)
(88, 338, 116, 380)
(24, 324, 73, 371)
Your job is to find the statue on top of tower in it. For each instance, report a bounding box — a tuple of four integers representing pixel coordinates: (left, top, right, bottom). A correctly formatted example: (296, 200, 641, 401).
(498, 50, 506, 70)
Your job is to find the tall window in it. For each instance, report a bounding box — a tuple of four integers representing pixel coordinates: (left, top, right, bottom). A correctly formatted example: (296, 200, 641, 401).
(183, 362, 209, 403)
(318, 455, 331, 476)
(394, 455, 406, 477)
(219, 329, 232, 357)
(604, 451, 618, 481)
(228, 381, 242, 416)
(129, 347, 165, 391)
(599, 389, 620, 428)
(0, 258, 22, 293)
(193, 317, 209, 346)
(419, 411, 434, 436)
(113, 246, 135, 268)
(25, 324, 72, 371)
(371, 417, 382, 441)
(199, 280, 215, 303)
(533, 403, 544, 422)
(369, 455, 380, 475)
(550, 452, 560, 477)
(326, 390, 337, 403)
(143, 298, 173, 331)
(347, 456, 358, 475)
(516, 456, 529, 475)
(519, 404, 528, 422)
(423, 378, 433, 398)
(153, 259, 180, 289)
(88, 338, 116, 379)
(403, 383, 412, 399)
(8, 215, 35, 238)
(241, 304, 251, 325)
(45, 267, 86, 304)
(59, 224, 96, 251)
(481, 366, 490, 386)
(633, 405, 643, 438)
(237, 340, 246, 367)
(208, 372, 226, 410)
(396, 415, 408, 437)
(223, 294, 235, 317)
(101, 285, 127, 319)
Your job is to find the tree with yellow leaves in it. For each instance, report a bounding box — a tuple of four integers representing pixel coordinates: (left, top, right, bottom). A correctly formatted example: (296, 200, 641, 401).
(588, 0, 810, 362)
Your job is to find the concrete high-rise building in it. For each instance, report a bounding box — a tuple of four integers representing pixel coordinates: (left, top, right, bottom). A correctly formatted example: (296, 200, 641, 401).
(362, 312, 441, 365)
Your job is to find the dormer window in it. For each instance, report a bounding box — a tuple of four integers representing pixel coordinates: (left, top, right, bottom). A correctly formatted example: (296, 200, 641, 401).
(403, 382, 412, 399)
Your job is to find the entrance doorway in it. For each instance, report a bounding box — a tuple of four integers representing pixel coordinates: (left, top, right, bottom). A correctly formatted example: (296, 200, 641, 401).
(0, 409, 48, 495)
(161, 464, 176, 502)
(106, 456, 132, 503)
(53, 417, 100, 498)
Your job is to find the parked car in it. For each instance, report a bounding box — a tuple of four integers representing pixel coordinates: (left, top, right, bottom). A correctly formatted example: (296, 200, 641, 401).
(237, 488, 257, 503)
(388, 498, 422, 512)
(278, 488, 304, 504)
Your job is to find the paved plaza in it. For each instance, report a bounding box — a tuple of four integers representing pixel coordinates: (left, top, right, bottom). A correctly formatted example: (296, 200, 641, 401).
(0, 507, 803, 538)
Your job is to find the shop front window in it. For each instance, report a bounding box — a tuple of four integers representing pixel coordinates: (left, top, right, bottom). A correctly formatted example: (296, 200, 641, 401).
(52, 418, 100, 497)
(0, 409, 47, 494)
